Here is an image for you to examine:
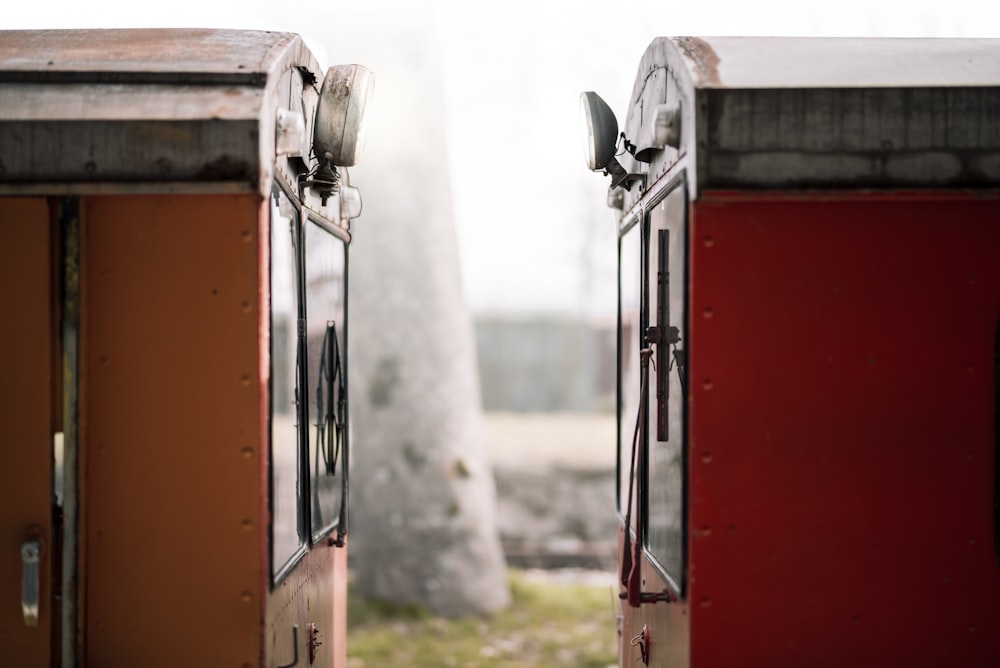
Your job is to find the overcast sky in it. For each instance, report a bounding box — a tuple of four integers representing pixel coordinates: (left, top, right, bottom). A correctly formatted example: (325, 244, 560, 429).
(6, 1, 999, 318)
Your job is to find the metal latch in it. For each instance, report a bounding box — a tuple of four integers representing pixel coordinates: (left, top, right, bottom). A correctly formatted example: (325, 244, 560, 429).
(21, 538, 42, 627)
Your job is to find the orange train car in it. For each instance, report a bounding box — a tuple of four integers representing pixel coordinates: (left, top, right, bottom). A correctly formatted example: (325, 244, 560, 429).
(582, 37, 1000, 666)
(0, 29, 372, 667)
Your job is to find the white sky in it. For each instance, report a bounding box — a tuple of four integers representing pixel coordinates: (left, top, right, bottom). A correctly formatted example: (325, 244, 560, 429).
(6, 1, 999, 318)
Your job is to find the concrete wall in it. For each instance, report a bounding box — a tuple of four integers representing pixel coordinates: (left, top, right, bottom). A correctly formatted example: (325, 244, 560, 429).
(475, 317, 615, 413)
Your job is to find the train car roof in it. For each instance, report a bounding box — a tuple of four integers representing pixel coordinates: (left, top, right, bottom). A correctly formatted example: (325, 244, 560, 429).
(617, 36, 1000, 207)
(0, 29, 303, 84)
(671, 36, 1000, 90)
(0, 29, 323, 195)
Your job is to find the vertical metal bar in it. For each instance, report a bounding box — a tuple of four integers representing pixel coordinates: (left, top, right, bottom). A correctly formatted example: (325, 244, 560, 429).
(59, 196, 80, 668)
(337, 247, 350, 546)
(656, 229, 669, 442)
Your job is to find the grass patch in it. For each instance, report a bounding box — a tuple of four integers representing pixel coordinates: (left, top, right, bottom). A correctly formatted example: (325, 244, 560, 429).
(347, 570, 618, 668)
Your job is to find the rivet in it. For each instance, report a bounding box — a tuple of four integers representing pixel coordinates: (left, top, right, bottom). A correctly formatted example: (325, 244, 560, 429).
(241, 447, 254, 459)
(702, 307, 714, 319)
(703, 236, 715, 248)
(702, 379, 714, 391)
(700, 526, 712, 537)
(700, 598, 712, 608)
(968, 275, 977, 285)
(701, 453, 713, 464)
(242, 519, 254, 532)
(241, 301, 253, 314)
(241, 591, 253, 603)
(99, 356, 108, 366)
(241, 375, 252, 388)
(241, 230, 253, 243)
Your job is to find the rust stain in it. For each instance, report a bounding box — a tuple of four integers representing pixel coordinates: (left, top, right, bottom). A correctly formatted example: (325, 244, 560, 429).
(677, 37, 723, 88)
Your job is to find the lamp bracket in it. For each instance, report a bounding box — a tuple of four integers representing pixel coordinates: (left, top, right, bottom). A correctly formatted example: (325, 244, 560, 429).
(606, 158, 645, 190)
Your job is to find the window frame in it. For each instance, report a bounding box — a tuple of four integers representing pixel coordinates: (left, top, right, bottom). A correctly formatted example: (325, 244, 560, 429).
(301, 211, 350, 547)
(269, 182, 352, 587)
(269, 183, 308, 584)
(641, 174, 689, 598)
(617, 214, 644, 528)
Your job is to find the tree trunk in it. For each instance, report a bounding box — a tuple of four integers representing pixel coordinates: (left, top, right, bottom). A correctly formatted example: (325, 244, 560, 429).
(343, 9, 510, 617)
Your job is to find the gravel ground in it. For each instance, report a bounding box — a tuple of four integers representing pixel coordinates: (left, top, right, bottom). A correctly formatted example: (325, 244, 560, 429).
(484, 411, 619, 572)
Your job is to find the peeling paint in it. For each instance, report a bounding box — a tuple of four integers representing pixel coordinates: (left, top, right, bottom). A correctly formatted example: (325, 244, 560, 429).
(676, 37, 722, 88)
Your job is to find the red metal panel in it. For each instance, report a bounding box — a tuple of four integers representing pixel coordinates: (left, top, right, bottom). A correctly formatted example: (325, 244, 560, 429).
(688, 192, 1000, 666)
(618, 527, 691, 668)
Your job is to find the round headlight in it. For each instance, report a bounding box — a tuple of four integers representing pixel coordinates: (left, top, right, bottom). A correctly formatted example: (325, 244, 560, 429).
(580, 91, 619, 171)
(313, 64, 375, 167)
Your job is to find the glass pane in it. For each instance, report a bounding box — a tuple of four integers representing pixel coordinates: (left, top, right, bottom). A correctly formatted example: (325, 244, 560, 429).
(646, 187, 686, 589)
(618, 223, 642, 524)
(270, 192, 302, 577)
(304, 221, 347, 540)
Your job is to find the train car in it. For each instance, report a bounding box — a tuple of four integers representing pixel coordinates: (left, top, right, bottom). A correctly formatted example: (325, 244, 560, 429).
(0, 29, 372, 667)
(581, 37, 1000, 667)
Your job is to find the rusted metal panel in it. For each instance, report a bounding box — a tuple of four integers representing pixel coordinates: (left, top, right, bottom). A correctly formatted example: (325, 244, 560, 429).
(0, 29, 323, 196)
(0, 83, 263, 121)
(616, 36, 1000, 212)
(699, 86, 1000, 189)
(1, 119, 260, 189)
(0, 29, 298, 84)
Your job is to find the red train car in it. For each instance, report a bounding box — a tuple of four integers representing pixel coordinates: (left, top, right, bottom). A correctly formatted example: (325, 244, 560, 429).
(0, 29, 371, 667)
(582, 37, 1000, 667)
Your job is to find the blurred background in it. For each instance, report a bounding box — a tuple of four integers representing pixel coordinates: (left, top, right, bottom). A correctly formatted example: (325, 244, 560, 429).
(8, 0, 998, 573)
(7, 1, 997, 662)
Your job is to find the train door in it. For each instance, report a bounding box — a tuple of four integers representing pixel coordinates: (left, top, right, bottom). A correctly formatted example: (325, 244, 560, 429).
(617, 179, 691, 667)
(0, 198, 58, 668)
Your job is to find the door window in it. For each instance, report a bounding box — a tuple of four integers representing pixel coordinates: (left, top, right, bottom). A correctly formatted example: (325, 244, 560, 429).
(618, 221, 642, 525)
(303, 220, 347, 542)
(270, 190, 303, 578)
(645, 186, 687, 594)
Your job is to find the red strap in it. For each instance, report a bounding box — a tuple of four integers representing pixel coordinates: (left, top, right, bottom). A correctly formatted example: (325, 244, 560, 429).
(621, 349, 652, 607)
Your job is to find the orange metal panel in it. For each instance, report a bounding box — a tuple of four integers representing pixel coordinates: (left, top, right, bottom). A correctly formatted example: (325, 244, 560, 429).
(81, 194, 264, 666)
(0, 197, 54, 666)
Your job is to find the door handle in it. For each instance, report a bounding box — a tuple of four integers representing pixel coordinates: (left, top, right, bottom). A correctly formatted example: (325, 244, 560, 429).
(21, 538, 42, 627)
